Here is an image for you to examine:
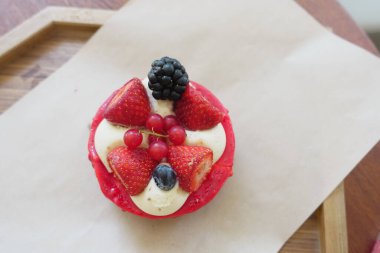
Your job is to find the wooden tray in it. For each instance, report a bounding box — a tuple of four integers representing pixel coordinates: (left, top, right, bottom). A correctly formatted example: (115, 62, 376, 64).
(0, 7, 348, 253)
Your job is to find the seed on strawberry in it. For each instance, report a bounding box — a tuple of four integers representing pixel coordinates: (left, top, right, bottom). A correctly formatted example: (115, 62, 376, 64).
(146, 113, 164, 133)
(104, 78, 151, 127)
(167, 146, 213, 192)
(174, 85, 224, 130)
(123, 129, 143, 149)
(107, 146, 158, 195)
(168, 125, 186, 145)
(163, 115, 179, 132)
(148, 141, 168, 161)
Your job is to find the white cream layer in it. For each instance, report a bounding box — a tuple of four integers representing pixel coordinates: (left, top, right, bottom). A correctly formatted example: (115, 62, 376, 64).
(131, 178, 189, 216)
(94, 120, 148, 173)
(142, 78, 174, 117)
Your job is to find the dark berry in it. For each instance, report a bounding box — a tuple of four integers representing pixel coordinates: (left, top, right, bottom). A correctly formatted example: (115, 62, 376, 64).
(177, 76, 188, 86)
(153, 164, 177, 191)
(152, 60, 164, 67)
(174, 85, 186, 93)
(170, 91, 181, 100)
(148, 71, 157, 83)
(173, 69, 183, 80)
(161, 76, 172, 86)
(152, 91, 162, 99)
(162, 89, 171, 99)
(162, 64, 174, 75)
(147, 56, 189, 101)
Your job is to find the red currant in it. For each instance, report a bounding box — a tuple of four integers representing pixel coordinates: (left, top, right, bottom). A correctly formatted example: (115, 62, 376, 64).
(148, 134, 165, 144)
(163, 115, 179, 132)
(168, 125, 186, 145)
(146, 114, 164, 133)
(148, 141, 168, 161)
(123, 129, 143, 149)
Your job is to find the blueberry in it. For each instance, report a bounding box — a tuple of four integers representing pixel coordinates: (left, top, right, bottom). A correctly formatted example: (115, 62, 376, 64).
(153, 164, 177, 191)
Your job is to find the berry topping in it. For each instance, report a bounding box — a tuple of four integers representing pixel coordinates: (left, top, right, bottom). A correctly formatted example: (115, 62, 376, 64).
(148, 134, 165, 144)
(107, 146, 158, 195)
(163, 115, 179, 132)
(104, 78, 150, 126)
(123, 129, 143, 149)
(147, 56, 189, 101)
(168, 125, 186, 145)
(146, 113, 164, 133)
(174, 86, 224, 130)
(167, 146, 213, 192)
(148, 141, 168, 161)
(152, 164, 177, 191)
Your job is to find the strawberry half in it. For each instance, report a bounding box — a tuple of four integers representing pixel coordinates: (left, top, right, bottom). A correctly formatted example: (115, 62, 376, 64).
(104, 78, 150, 126)
(167, 146, 213, 192)
(107, 146, 158, 195)
(174, 85, 224, 130)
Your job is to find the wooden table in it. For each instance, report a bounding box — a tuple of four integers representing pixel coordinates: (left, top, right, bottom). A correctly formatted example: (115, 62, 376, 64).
(0, 1, 379, 253)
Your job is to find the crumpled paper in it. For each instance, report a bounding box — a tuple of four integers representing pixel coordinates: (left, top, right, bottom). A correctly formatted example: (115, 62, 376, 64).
(1, 0, 380, 252)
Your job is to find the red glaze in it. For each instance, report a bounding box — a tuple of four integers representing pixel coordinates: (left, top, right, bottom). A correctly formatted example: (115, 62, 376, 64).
(88, 81, 235, 219)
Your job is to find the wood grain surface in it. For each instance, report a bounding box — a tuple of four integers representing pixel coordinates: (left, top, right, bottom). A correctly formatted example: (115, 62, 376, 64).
(0, 1, 379, 253)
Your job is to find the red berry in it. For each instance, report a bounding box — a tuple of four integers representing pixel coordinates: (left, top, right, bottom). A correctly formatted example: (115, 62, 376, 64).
(104, 78, 151, 126)
(107, 147, 158, 195)
(168, 146, 213, 192)
(148, 134, 165, 144)
(123, 129, 143, 149)
(168, 126, 186, 145)
(148, 141, 168, 161)
(164, 115, 179, 132)
(146, 114, 164, 133)
(174, 86, 224, 130)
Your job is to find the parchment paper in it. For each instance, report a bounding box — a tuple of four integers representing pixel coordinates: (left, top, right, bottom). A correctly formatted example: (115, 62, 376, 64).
(1, 0, 380, 252)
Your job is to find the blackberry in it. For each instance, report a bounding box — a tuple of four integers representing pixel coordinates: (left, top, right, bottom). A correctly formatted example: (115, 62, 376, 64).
(147, 56, 189, 100)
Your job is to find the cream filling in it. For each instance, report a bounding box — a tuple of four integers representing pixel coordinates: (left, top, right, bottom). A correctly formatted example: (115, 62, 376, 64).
(142, 78, 174, 117)
(185, 123, 226, 163)
(94, 120, 148, 173)
(131, 178, 189, 216)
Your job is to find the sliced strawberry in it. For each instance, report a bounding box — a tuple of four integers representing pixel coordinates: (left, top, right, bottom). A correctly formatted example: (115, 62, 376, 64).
(104, 78, 150, 126)
(107, 146, 158, 195)
(174, 85, 224, 130)
(167, 146, 213, 192)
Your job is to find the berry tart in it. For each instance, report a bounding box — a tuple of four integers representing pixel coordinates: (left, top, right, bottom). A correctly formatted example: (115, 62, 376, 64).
(88, 57, 235, 218)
